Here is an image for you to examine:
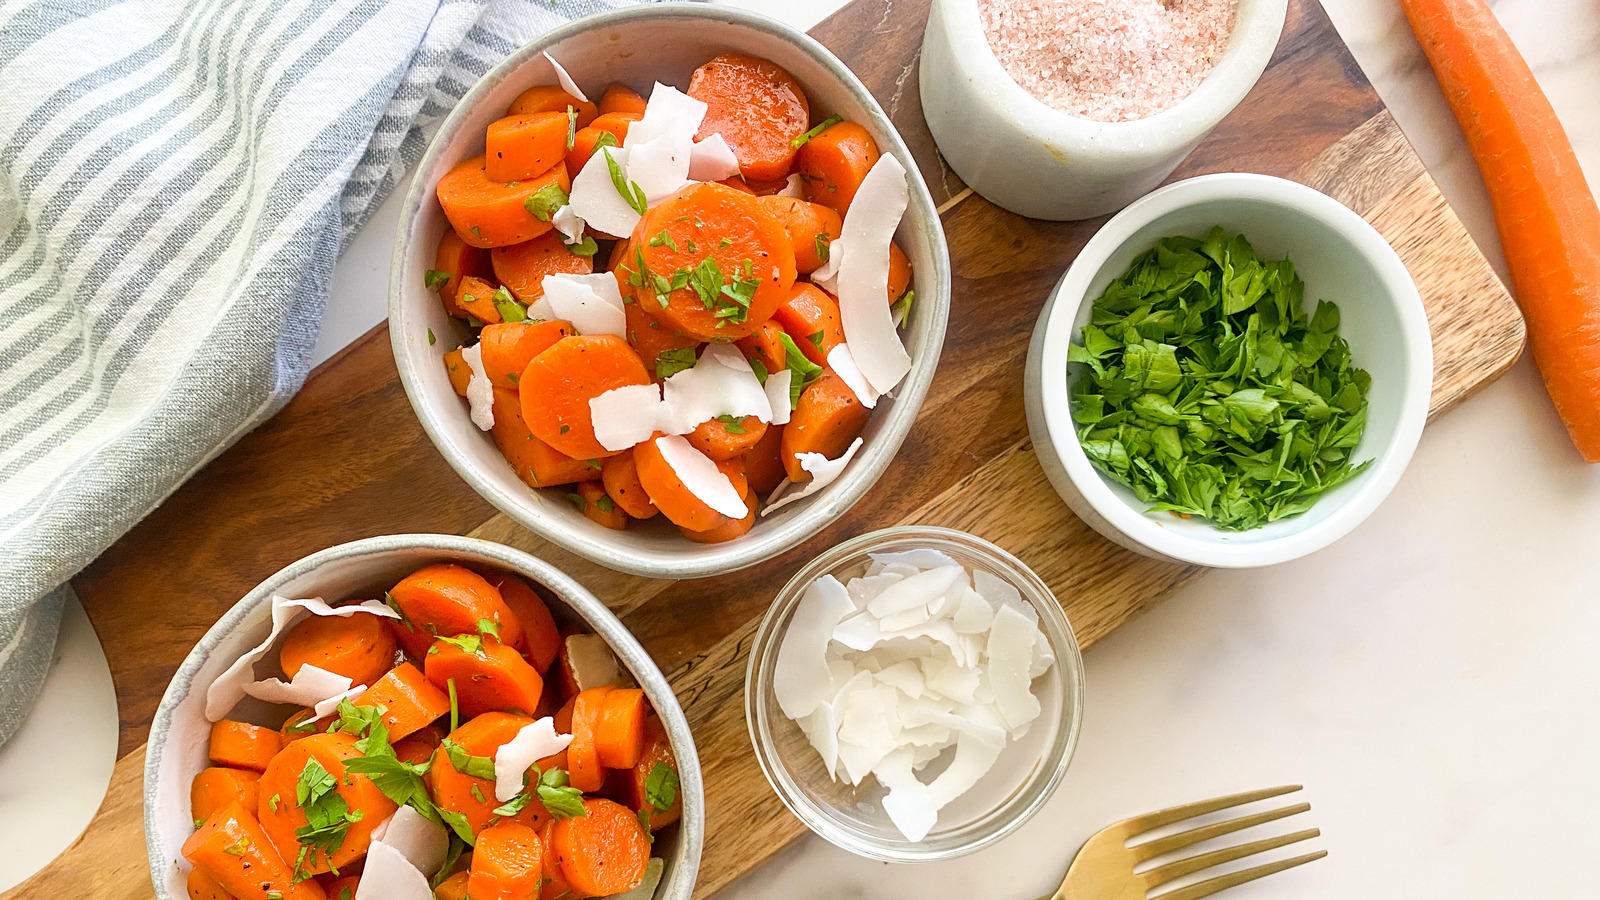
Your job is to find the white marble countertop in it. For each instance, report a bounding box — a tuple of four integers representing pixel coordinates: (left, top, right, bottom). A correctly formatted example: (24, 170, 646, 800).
(5, 0, 1597, 894)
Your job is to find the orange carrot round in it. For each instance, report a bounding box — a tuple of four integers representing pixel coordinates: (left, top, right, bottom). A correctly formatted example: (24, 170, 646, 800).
(183, 801, 326, 900)
(688, 54, 810, 182)
(623, 294, 700, 381)
(479, 320, 577, 388)
(772, 282, 844, 367)
(389, 563, 525, 648)
(209, 720, 281, 773)
(887, 241, 912, 304)
(320, 876, 359, 900)
(599, 82, 648, 116)
(518, 334, 651, 460)
(432, 871, 471, 900)
(433, 229, 495, 317)
(574, 480, 628, 531)
(256, 733, 396, 877)
(468, 821, 546, 900)
(430, 712, 553, 838)
(351, 661, 450, 741)
(593, 687, 647, 769)
(756, 195, 842, 274)
(734, 320, 786, 376)
(185, 866, 238, 900)
(628, 181, 796, 341)
(686, 415, 767, 461)
(681, 476, 756, 544)
(485, 112, 570, 183)
(443, 346, 472, 397)
(633, 436, 750, 532)
(491, 231, 592, 303)
(453, 275, 505, 324)
(191, 766, 261, 826)
(566, 686, 614, 793)
(742, 421, 787, 497)
(490, 386, 598, 490)
(568, 112, 642, 174)
(423, 634, 545, 719)
(485, 573, 563, 671)
(507, 85, 597, 126)
(538, 820, 579, 900)
(600, 452, 658, 520)
(392, 724, 444, 766)
(782, 371, 870, 483)
(437, 156, 571, 249)
(796, 120, 879, 215)
(551, 797, 651, 896)
(627, 716, 683, 831)
(278, 708, 321, 745)
(278, 612, 397, 691)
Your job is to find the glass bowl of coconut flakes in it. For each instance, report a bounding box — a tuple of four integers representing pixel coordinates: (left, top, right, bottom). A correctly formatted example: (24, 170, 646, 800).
(744, 526, 1085, 861)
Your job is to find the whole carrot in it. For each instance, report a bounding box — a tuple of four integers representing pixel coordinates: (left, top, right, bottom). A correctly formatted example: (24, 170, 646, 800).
(1401, 0, 1600, 460)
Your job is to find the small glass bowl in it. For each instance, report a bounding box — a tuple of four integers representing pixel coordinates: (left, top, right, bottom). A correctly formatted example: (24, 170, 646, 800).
(745, 526, 1086, 862)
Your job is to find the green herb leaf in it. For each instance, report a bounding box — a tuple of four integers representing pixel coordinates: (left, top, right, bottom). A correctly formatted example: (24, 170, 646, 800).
(448, 677, 459, 732)
(891, 288, 914, 328)
(524, 182, 570, 222)
(750, 358, 769, 384)
(565, 235, 598, 256)
(644, 762, 679, 812)
(536, 767, 588, 819)
(566, 492, 587, 512)
(814, 233, 831, 263)
(493, 286, 527, 323)
(715, 414, 747, 435)
(427, 328, 436, 345)
(790, 113, 844, 149)
(435, 632, 484, 656)
(477, 617, 501, 641)
(603, 148, 648, 216)
(778, 332, 824, 407)
(441, 738, 498, 780)
(656, 346, 698, 379)
(566, 104, 579, 151)
(648, 230, 679, 252)
(596, 495, 615, 512)
(425, 269, 452, 290)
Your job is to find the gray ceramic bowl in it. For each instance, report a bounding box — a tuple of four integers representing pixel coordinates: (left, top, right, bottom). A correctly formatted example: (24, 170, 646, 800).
(389, 7, 950, 580)
(144, 535, 703, 900)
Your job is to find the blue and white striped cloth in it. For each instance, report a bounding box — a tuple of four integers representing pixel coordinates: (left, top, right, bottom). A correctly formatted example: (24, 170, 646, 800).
(0, 0, 645, 747)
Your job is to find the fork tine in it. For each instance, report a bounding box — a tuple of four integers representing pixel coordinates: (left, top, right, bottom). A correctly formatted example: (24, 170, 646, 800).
(1148, 850, 1327, 900)
(1117, 785, 1302, 837)
(1141, 828, 1320, 889)
(1130, 802, 1310, 861)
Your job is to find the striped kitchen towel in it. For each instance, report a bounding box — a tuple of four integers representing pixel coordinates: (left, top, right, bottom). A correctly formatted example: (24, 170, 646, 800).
(0, 0, 648, 747)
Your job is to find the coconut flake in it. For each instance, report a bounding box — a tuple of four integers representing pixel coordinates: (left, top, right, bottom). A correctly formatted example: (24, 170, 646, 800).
(774, 575, 854, 720)
(661, 344, 772, 431)
(552, 204, 585, 244)
(926, 729, 1005, 809)
(626, 84, 707, 203)
(655, 435, 747, 518)
(811, 239, 843, 295)
(462, 343, 495, 430)
(760, 436, 865, 516)
(630, 83, 707, 147)
(570, 146, 641, 238)
(763, 369, 793, 425)
(778, 173, 805, 198)
(875, 748, 939, 842)
(374, 805, 449, 877)
(866, 565, 964, 618)
(590, 383, 670, 452)
(494, 717, 575, 802)
(204, 597, 397, 721)
(542, 273, 626, 338)
(836, 153, 912, 394)
(826, 343, 879, 409)
(870, 549, 958, 570)
(355, 839, 433, 900)
(542, 51, 589, 103)
(987, 604, 1043, 734)
(564, 633, 621, 692)
(243, 663, 353, 710)
(688, 133, 741, 182)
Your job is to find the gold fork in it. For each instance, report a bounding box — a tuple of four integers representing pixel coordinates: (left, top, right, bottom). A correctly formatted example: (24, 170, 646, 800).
(1048, 785, 1326, 900)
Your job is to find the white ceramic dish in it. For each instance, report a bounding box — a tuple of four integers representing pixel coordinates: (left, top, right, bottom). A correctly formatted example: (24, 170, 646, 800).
(389, 7, 949, 581)
(1024, 173, 1433, 567)
(144, 535, 703, 900)
(919, 0, 1287, 221)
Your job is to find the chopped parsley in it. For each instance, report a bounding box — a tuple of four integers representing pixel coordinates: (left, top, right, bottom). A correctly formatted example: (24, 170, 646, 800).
(789, 113, 844, 149)
(493, 286, 528, 323)
(778, 332, 823, 407)
(424, 269, 452, 290)
(291, 758, 360, 878)
(603, 148, 648, 216)
(647, 230, 679, 252)
(655, 346, 697, 379)
(565, 234, 598, 256)
(441, 737, 498, 780)
(815, 233, 831, 263)
(566, 105, 578, 151)
(595, 495, 615, 512)
(644, 762, 679, 811)
(715, 414, 747, 434)
(566, 491, 588, 512)
(523, 182, 570, 222)
(427, 328, 436, 345)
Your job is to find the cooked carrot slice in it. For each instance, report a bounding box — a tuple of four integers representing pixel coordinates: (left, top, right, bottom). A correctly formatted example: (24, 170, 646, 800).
(600, 451, 658, 520)
(623, 293, 700, 382)
(593, 688, 647, 769)
(183, 801, 324, 900)
(468, 821, 545, 900)
(887, 240, 912, 304)
(256, 733, 396, 876)
(278, 708, 321, 745)
(627, 181, 796, 341)
(567, 112, 642, 173)
(734, 320, 787, 377)
(430, 712, 555, 837)
(741, 421, 788, 497)
(772, 282, 844, 367)
(491, 230, 593, 303)
(437, 156, 571, 249)
(796, 120, 879, 215)
(551, 797, 650, 896)
(191, 767, 261, 826)
(781, 371, 870, 483)
(433, 871, 470, 900)
(320, 876, 359, 900)
(538, 820, 579, 900)
(389, 563, 525, 648)
(352, 662, 449, 741)
(567, 687, 615, 793)
(518, 334, 651, 460)
(185, 866, 239, 900)
(454, 275, 504, 324)
(633, 439, 750, 532)
(686, 415, 767, 461)
(392, 724, 444, 766)
(618, 715, 682, 831)
(757, 195, 842, 274)
(507, 84, 597, 127)
(423, 634, 545, 719)
(485, 113, 570, 183)
(443, 346, 472, 396)
(208, 721, 280, 773)
(688, 53, 810, 182)
(489, 386, 598, 490)
(480, 320, 577, 388)
(572, 480, 628, 531)
(485, 572, 563, 671)
(434, 229, 495, 317)
(682, 474, 756, 544)
(278, 611, 397, 690)
(599, 82, 648, 116)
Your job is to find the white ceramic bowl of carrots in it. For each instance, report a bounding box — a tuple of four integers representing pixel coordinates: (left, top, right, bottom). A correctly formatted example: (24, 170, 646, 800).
(144, 534, 703, 900)
(389, 7, 949, 580)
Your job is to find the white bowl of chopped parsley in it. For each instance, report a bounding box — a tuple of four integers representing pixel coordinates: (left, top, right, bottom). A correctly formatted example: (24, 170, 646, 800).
(1024, 173, 1432, 567)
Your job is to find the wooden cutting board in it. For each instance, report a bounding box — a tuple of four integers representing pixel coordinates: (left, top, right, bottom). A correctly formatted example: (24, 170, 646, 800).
(4, 0, 1523, 898)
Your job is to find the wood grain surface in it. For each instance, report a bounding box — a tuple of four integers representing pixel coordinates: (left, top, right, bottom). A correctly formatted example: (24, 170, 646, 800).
(5, 0, 1522, 898)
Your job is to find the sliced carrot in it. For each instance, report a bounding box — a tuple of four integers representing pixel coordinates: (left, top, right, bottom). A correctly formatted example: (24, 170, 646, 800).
(433, 871, 471, 900)
(491, 230, 593, 304)
(567, 112, 642, 173)
(392, 724, 444, 766)
(626, 716, 683, 831)
(782, 371, 870, 483)
(320, 876, 359, 900)
(599, 82, 648, 116)
(633, 436, 750, 532)
(593, 688, 647, 769)
(491, 386, 598, 490)
(601, 452, 658, 520)
(352, 661, 450, 741)
(183, 801, 325, 900)
(688, 54, 810, 182)
(756, 195, 842, 275)
(538, 820, 579, 900)
(434, 229, 495, 317)
(507, 84, 597, 127)
(255, 732, 396, 876)
(443, 346, 472, 396)
(772, 282, 844, 367)
(734, 320, 787, 377)
(551, 797, 650, 897)
(572, 480, 628, 531)
(437, 156, 571, 249)
(483, 573, 563, 671)
(741, 421, 788, 497)
(480, 320, 577, 388)
(278, 611, 397, 691)
(424, 634, 545, 719)
(484, 113, 570, 183)
(208, 721, 281, 773)
(567, 686, 615, 793)
(468, 821, 545, 900)
(887, 241, 912, 304)
(718, 175, 757, 195)
(681, 475, 755, 544)
(454, 275, 505, 325)
(186, 866, 238, 900)
(686, 415, 767, 461)
(191, 766, 261, 825)
(627, 181, 796, 341)
(796, 120, 879, 215)
(430, 712, 553, 838)
(624, 295, 700, 382)
(518, 334, 651, 459)
(389, 563, 524, 648)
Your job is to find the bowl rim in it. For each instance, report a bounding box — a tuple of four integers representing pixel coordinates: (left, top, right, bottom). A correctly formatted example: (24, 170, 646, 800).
(387, 6, 951, 581)
(1030, 172, 1434, 567)
(743, 525, 1086, 862)
(142, 533, 704, 900)
(931, 0, 1288, 140)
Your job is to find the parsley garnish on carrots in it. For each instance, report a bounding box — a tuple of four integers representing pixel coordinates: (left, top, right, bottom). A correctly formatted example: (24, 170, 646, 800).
(523, 183, 569, 222)
(656, 347, 697, 379)
(424, 269, 452, 290)
(291, 758, 361, 879)
(603, 148, 648, 215)
(1069, 228, 1371, 531)
(790, 113, 843, 149)
(492, 286, 527, 323)
(778, 332, 823, 406)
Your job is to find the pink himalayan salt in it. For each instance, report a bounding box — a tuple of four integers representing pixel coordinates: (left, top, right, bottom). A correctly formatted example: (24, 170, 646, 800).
(978, 0, 1239, 123)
